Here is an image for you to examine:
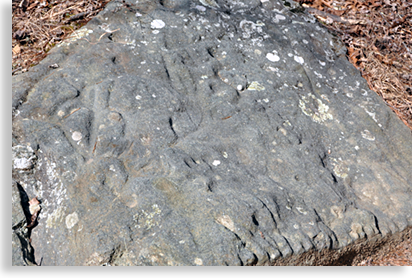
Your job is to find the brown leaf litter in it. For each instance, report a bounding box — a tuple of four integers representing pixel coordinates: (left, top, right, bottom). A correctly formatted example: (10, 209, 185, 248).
(356, 233, 412, 266)
(12, 0, 111, 74)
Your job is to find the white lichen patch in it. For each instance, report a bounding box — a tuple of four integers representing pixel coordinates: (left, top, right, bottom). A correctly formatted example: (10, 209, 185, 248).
(212, 160, 221, 166)
(247, 81, 265, 91)
(138, 204, 162, 230)
(19, 155, 67, 229)
(151, 19, 165, 29)
(45, 159, 68, 206)
(266, 53, 280, 62)
(65, 212, 79, 229)
(57, 110, 65, 117)
(294, 55, 304, 64)
(216, 214, 235, 232)
(126, 39, 136, 48)
(46, 206, 66, 228)
(85, 252, 106, 266)
(199, 0, 219, 8)
(333, 164, 348, 178)
(330, 158, 349, 179)
(72, 131, 82, 141)
(195, 5, 206, 12)
(359, 105, 379, 124)
(296, 207, 307, 215)
(58, 28, 93, 47)
(12, 145, 36, 170)
(194, 258, 203, 266)
(361, 130, 375, 141)
(299, 93, 333, 124)
(238, 19, 267, 42)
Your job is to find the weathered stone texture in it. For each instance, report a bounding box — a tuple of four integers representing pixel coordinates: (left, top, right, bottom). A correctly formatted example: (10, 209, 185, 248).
(12, 0, 412, 265)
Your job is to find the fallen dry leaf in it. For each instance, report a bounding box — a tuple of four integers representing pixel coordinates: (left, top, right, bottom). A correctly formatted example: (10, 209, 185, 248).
(12, 44, 21, 55)
(27, 196, 41, 228)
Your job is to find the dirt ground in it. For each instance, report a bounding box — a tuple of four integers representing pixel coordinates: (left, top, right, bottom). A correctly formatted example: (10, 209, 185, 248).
(12, 0, 412, 266)
(356, 235, 412, 266)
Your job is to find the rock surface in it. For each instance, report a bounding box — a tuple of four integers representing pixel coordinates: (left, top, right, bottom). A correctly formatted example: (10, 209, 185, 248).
(12, 181, 36, 266)
(12, 0, 412, 266)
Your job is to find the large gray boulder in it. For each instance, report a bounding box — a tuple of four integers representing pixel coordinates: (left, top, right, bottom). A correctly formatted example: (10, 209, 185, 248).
(12, 181, 36, 266)
(12, 0, 412, 265)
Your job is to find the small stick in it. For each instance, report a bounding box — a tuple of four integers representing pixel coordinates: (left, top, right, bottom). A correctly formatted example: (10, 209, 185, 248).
(64, 108, 81, 118)
(18, 0, 25, 8)
(92, 140, 98, 154)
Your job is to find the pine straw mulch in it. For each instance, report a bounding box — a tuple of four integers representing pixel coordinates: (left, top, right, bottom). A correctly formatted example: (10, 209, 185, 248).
(357, 235, 412, 266)
(12, 0, 111, 74)
(297, 0, 412, 130)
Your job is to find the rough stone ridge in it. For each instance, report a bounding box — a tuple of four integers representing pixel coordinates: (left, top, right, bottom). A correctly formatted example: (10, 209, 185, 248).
(12, 0, 412, 266)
